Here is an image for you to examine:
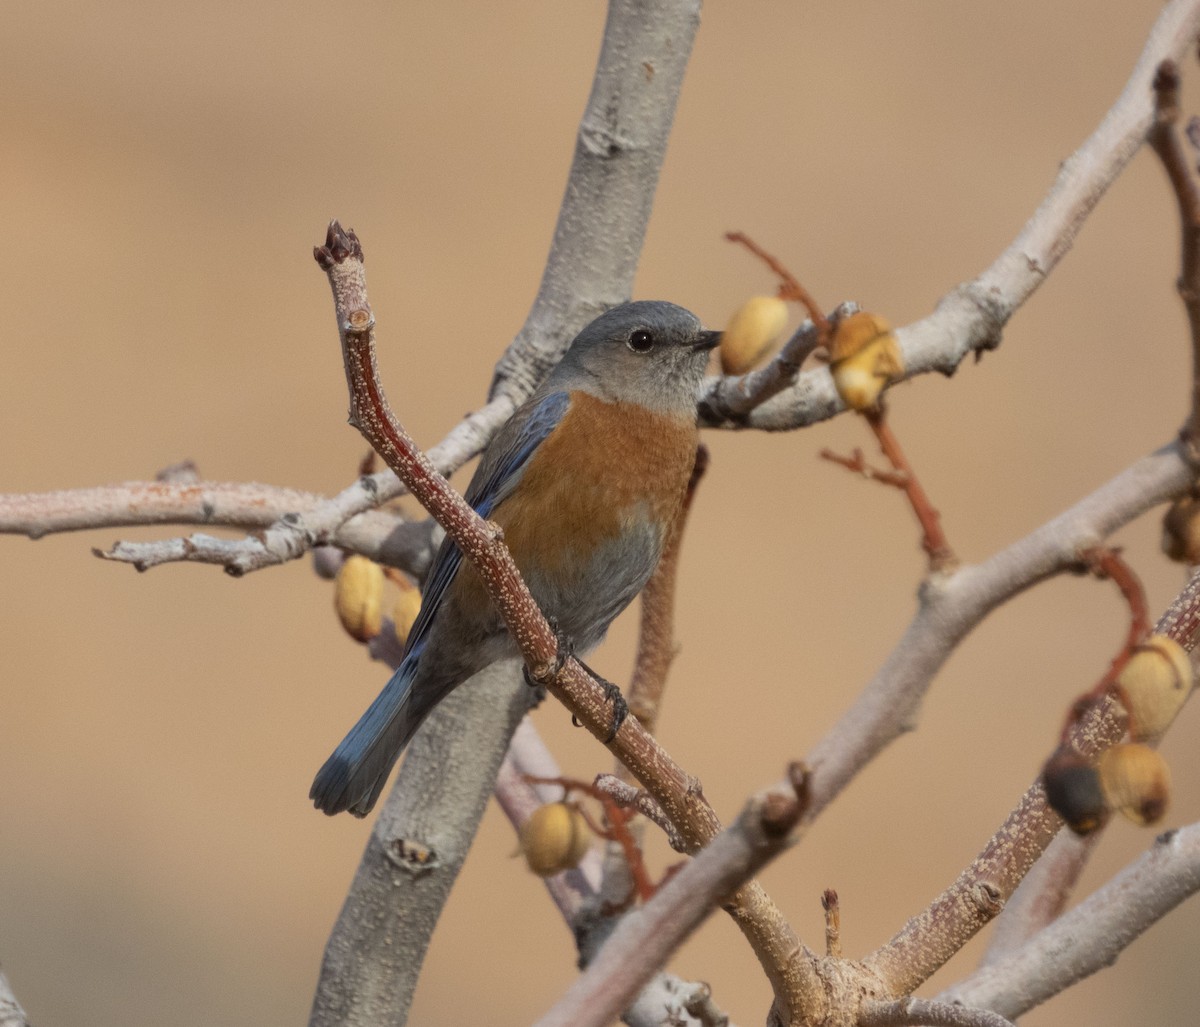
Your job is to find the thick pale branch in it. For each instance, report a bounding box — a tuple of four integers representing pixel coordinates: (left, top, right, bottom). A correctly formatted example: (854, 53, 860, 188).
(978, 829, 1097, 965)
(858, 996, 1014, 1027)
(863, 567, 1200, 997)
(0, 972, 30, 1027)
(1, 480, 324, 535)
(943, 822, 1200, 1020)
(487, 0, 703, 404)
(698, 0, 1200, 432)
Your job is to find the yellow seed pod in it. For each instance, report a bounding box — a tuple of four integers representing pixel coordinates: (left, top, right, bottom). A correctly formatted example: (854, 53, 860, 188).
(334, 555, 385, 643)
(1162, 494, 1200, 564)
(720, 296, 789, 375)
(518, 802, 591, 877)
(827, 311, 904, 411)
(393, 586, 423, 647)
(1114, 635, 1192, 741)
(1098, 743, 1171, 826)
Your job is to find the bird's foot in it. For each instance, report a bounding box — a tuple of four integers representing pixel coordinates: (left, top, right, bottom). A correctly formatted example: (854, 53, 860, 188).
(573, 657, 629, 744)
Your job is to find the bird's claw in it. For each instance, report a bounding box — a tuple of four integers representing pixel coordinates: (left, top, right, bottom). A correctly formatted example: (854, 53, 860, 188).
(572, 656, 628, 743)
(599, 678, 629, 743)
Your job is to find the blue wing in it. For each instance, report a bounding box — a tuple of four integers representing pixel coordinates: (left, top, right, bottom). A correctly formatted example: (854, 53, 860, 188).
(310, 389, 572, 815)
(401, 389, 571, 655)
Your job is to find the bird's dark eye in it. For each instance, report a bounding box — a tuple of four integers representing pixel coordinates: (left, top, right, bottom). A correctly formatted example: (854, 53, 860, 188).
(627, 329, 654, 353)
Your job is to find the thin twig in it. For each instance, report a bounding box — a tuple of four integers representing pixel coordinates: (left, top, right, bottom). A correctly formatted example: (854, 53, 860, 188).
(1053, 546, 1152, 740)
(822, 889, 841, 959)
(624, 443, 709, 738)
(724, 232, 830, 339)
(864, 403, 956, 571)
(1149, 59, 1200, 445)
(819, 447, 910, 489)
(697, 306, 852, 424)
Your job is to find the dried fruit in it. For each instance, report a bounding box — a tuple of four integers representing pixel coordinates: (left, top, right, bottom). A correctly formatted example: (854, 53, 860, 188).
(1097, 743, 1171, 826)
(518, 802, 591, 877)
(827, 311, 903, 411)
(1042, 748, 1109, 835)
(1162, 493, 1200, 564)
(719, 296, 789, 375)
(334, 555, 385, 642)
(393, 585, 423, 647)
(1114, 635, 1192, 741)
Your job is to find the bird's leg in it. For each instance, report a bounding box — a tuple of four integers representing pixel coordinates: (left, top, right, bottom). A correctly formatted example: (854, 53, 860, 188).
(522, 621, 629, 742)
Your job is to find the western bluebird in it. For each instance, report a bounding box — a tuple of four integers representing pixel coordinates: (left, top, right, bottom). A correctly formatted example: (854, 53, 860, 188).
(311, 301, 719, 816)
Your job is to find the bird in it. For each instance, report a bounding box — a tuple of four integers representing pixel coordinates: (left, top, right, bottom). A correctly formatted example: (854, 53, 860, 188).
(311, 300, 719, 816)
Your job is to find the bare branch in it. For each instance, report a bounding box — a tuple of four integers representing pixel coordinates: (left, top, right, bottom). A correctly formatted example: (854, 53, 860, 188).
(861, 567, 1200, 997)
(943, 823, 1200, 1021)
(534, 777, 807, 1027)
(863, 403, 956, 571)
(979, 830, 1097, 965)
(806, 440, 1192, 823)
(486, 0, 704, 405)
(698, 0, 1200, 432)
(309, 660, 536, 1027)
(1148, 58, 1200, 444)
(593, 773, 686, 852)
(697, 303, 855, 425)
(859, 996, 1015, 1027)
(1, 479, 322, 536)
(0, 972, 31, 1027)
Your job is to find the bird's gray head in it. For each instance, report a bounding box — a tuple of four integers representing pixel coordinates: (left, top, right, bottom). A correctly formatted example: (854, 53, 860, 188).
(550, 301, 719, 417)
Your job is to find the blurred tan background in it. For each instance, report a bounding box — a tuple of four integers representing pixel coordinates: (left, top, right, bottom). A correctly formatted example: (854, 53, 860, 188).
(2, 1, 1199, 1024)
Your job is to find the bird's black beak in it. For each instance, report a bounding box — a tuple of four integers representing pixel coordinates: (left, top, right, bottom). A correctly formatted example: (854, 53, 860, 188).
(693, 330, 722, 351)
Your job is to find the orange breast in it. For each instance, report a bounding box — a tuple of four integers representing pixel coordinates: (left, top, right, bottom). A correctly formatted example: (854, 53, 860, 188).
(452, 391, 698, 621)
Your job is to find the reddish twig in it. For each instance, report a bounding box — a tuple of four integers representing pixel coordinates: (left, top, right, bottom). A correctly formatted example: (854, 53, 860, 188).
(823, 401, 956, 571)
(1052, 547, 1152, 744)
(864, 405, 955, 570)
(819, 447, 910, 489)
(724, 231, 830, 342)
(526, 776, 657, 906)
(1149, 60, 1200, 446)
(1082, 546, 1151, 686)
(625, 443, 709, 740)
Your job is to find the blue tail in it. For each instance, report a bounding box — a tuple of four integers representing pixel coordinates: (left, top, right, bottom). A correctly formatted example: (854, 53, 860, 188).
(310, 648, 427, 817)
